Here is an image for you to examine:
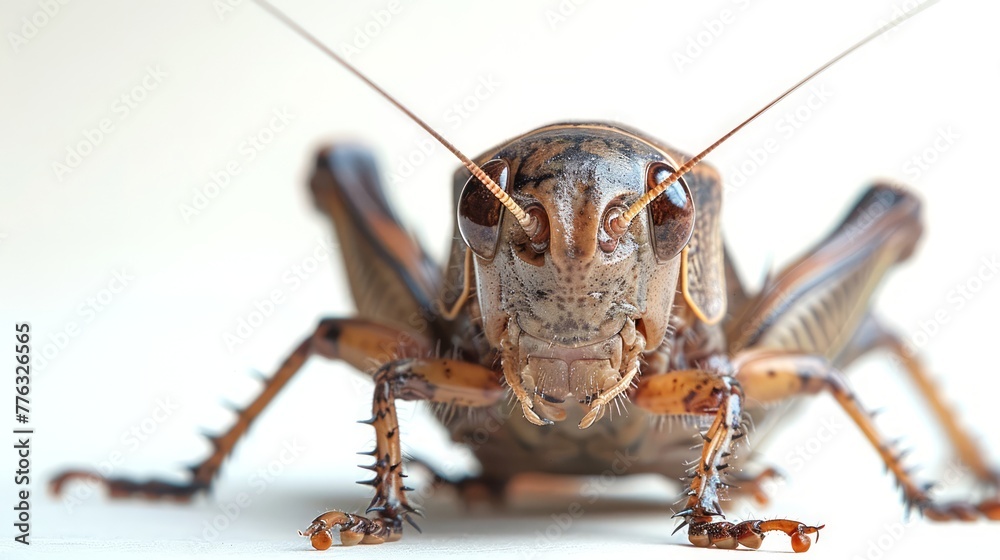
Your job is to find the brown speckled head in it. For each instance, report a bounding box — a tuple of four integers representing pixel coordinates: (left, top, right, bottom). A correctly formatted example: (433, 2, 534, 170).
(460, 122, 708, 427)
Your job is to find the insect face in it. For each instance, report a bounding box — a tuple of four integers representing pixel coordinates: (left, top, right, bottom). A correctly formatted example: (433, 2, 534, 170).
(458, 124, 694, 426)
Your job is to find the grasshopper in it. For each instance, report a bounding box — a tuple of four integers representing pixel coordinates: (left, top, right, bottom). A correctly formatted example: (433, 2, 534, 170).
(49, 0, 1000, 553)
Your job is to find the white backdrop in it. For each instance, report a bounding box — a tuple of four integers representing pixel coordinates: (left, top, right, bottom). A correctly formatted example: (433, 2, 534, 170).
(2, 1, 999, 558)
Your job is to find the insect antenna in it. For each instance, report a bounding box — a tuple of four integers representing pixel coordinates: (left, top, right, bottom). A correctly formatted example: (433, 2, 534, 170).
(250, 0, 539, 236)
(615, 0, 940, 231)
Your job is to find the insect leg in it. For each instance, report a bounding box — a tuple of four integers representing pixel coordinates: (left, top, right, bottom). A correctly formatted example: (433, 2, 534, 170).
(50, 318, 429, 501)
(833, 314, 1000, 488)
(726, 184, 922, 358)
(311, 145, 443, 336)
(633, 371, 824, 552)
(301, 357, 503, 549)
(734, 349, 1000, 521)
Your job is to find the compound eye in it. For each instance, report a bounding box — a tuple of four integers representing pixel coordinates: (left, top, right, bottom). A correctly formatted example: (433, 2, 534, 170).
(646, 162, 695, 263)
(457, 159, 509, 260)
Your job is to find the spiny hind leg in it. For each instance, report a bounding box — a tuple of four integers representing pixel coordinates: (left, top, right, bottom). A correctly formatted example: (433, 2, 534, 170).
(835, 314, 1000, 489)
(735, 348, 1000, 521)
(302, 358, 503, 549)
(50, 318, 429, 501)
(633, 370, 824, 552)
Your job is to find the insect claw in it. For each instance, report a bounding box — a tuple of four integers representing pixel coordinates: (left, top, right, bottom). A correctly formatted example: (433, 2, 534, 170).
(357, 463, 378, 472)
(358, 417, 377, 425)
(672, 508, 694, 518)
(357, 448, 378, 456)
(356, 477, 380, 487)
(671, 518, 690, 535)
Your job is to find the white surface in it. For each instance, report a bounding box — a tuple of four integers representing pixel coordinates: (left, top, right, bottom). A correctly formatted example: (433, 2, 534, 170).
(2, 0, 1000, 558)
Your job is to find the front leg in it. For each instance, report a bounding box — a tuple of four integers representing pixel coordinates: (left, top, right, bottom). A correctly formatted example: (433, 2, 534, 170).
(634, 370, 824, 552)
(301, 357, 503, 549)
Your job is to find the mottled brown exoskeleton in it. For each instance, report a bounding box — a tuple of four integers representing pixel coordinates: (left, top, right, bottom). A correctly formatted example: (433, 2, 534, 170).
(51, 0, 1000, 553)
